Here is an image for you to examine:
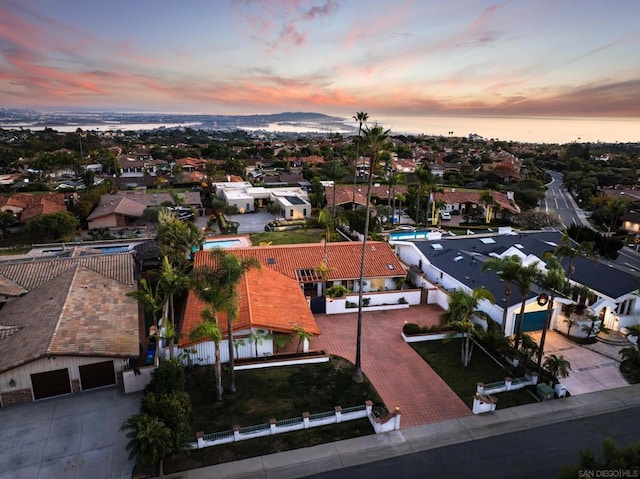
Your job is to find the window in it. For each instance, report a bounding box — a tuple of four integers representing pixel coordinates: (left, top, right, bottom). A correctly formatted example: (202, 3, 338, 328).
(290, 209, 293, 217)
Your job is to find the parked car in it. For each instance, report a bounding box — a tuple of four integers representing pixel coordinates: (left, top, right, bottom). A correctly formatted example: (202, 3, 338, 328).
(440, 211, 451, 220)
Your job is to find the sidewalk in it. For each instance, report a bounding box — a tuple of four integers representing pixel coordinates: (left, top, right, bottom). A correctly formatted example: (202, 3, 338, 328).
(164, 384, 640, 479)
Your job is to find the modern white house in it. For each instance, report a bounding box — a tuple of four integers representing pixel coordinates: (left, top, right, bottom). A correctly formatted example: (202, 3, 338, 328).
(211, 181, 310, 214)
(392, 229, 640, 337)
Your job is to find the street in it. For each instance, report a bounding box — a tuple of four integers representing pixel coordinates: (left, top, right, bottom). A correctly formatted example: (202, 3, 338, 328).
(303, 406, 640, 479)
(542, 170, 588, 228)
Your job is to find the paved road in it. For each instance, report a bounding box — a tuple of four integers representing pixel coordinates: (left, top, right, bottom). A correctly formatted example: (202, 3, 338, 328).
(304, 406, 640, 479)
(542, 170, 588, 228)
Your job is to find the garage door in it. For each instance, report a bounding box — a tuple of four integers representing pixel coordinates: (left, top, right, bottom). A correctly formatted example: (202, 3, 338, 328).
(31, 368, 71, 400)
(517, 310, 548, 333)
(79, 360, 116, 390)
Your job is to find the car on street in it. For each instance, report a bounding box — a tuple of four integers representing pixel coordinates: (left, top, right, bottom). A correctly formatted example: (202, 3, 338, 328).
(440, 211, 451, 220)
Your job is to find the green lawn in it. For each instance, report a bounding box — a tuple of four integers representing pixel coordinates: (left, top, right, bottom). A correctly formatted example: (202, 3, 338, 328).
(411, 339, 538, 409)
(161, 356, 387, 474)
(249, 228, 324, 245)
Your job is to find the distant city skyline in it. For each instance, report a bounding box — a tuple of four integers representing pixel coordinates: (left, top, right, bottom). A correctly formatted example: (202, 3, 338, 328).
(1, 1, 639, 119)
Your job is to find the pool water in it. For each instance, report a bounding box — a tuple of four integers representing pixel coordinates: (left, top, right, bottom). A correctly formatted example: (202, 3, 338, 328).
(100, 246, 131, 253)
(202, 239, 242, 250)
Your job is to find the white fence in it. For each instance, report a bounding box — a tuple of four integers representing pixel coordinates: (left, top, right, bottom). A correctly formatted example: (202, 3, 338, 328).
(190, 401, 401, 450)
(325, 289, 421, 315)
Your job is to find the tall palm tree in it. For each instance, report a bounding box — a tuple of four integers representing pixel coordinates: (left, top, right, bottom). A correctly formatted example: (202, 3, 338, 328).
(442, 287, 495, 367)
(351, 112, 369, 208)
(414, 167, 439, 226)
(157, 256, 190, 360)
(353, 123, 390, 383)
(205, 249, 261, 393)
(323, 160, 347, 218)
(537, 257, 566, 366)
(190, 260, 234, 401)
(318, 206, 333, 283)
(482, 255, 524, 333)
(189, 308, 224, 399)
(513, 261, 542, 349)
(121, 413, 174, 477)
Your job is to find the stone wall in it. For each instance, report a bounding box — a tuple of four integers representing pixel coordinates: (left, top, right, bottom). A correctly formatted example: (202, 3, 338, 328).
(1, 389, 33, 407)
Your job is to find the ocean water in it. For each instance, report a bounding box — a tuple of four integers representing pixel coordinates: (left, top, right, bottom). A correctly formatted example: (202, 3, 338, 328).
(347, 114, 640, 144)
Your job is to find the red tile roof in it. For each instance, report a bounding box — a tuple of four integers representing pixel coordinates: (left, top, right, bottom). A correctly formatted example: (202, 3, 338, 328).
(19, 199, 68, 223)
(435, 189, 519, 214)
(193, 241, 405, 282)
(180, 267, 319, 347)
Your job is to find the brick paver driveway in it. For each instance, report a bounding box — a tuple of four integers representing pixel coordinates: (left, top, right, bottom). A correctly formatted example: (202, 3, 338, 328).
(310, 304, 471, 428)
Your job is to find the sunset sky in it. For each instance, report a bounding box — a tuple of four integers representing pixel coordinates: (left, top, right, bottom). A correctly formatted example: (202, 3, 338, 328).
(1, 0, 639, 118)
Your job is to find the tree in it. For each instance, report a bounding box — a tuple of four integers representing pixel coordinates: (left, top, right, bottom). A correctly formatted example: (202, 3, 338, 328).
(351, 112, 369, 207)
(322, 160, 347, 218)
(188, 309, 224, 400)
(0, 211, 17, 234)
(537, 256, 566, 367)
(156, 208, 204, 272)
(127, 278, 164, 364)
(513, 210, 562, 229)
(563, 317, 578, 337)
(559, 437, 640, 479)
(26, 211, 78, 242)
(293, 325, 313, 353)
(543, 354, 571, 380)
(353, 123, 390, 383)
(266, 201, 281, 220)
(479, 190, 496, 223)
(442, 287, 494, 367)
(553, 233, 596, 286)
(414, 166, 439, 225)
(205, 249, 260, 393)
(141, 391, 191, 447)
(482, 255, 524, 333)
(120, 414, 174, 477)
(156, 256, 190, 360)
(249, 329, 270, 357)
(513, 261, 541, 350)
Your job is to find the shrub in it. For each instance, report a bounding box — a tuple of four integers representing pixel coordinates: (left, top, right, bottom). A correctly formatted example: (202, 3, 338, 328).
(326, 284, 348, 298)
(345, 301, 357, 308)
(403, 323, 422, 335)
(146, 359, 185, 395)
(362, 297, 371, 307)
(398, 297, 408, 304)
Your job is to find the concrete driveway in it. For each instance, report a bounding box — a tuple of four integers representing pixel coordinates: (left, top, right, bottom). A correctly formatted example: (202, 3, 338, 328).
(530, 331, 630, 395)
(0, 387, 141, 479)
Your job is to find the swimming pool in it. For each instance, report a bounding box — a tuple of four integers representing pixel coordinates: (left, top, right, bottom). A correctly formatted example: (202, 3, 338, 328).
(202, 239, 242, 250)
(100, 246, 131, 253)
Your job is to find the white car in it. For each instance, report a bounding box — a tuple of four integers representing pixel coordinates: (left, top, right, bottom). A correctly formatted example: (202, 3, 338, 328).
(440, 211, 451, 220)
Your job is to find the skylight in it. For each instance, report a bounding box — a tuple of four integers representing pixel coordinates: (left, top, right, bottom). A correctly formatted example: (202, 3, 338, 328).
(545, 241, 558, 247)
(515, 244, 524, 249)
(480, 238, 496, 244)
(432, 243, 443, 250)
(454, 255, 464, 262)
(267, 258, 276, 265)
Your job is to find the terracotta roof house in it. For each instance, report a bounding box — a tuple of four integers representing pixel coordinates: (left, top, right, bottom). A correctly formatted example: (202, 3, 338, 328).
(0, 253, 138, 407)
(0, 193, 67, 221)
(324, 185, 370, 210)
(435, 188, 520, 220)
(178, 266, 320, 362)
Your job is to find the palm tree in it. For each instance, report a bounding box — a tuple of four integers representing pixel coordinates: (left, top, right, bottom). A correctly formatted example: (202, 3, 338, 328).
(157, 256, 190, 360)
(121, 413, 174, 477)
(127, 278, 164, 364)
(537, 257, 566, 367)
(352, 112, 369, 208)
(189, 308, 224, 400)
(323, 160, 347, 218)
(414, 166, 437, 226)
(318, 206, 333, 285)
(442, 287, 495, 367)
(205, 249, 261, 393)
(563, 317, 578, 337)
(353, 123, 390, 383)
(479, 190, 496, 224)
(482, 255, 524, 333)
(513, 261, 541, 350)
(156, 208, 204, 273)
(293, 325, 313, 353)
(190, 260, 233, 400)
(553, 233, 596, 286)
(543, 354, 572, 381)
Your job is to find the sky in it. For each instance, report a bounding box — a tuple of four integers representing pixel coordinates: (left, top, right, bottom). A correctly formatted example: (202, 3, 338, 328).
(1, 0, 640, 119)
